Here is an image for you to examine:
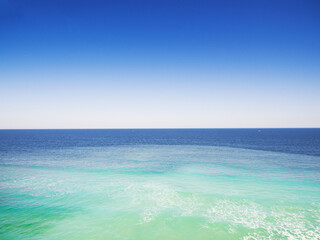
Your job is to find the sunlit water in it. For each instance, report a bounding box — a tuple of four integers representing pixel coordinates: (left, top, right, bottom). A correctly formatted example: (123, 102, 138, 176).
(0, 129, 320, 239)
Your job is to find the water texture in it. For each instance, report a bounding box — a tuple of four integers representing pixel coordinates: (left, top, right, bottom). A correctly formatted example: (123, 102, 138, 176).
(0, 129, 319, 239)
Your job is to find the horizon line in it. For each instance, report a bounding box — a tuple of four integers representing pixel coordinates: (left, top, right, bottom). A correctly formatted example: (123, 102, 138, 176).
(0, 127, 319, 130)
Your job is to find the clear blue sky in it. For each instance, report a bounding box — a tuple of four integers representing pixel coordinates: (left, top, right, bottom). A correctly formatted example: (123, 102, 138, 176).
(0, 0, 319, 128)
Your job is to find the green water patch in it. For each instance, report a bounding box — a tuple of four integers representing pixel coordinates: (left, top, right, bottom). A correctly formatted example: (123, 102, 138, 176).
(0, 194, 80, 239)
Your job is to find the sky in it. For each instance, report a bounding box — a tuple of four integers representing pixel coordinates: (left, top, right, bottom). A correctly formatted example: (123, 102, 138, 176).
(0, 0, 320, 129)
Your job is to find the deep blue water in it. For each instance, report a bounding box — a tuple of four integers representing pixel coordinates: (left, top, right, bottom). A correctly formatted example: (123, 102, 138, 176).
(1, 129, 319, 156)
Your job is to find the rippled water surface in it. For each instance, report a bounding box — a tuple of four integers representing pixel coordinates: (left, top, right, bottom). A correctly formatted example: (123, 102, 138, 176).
(0, 129, 320, 239)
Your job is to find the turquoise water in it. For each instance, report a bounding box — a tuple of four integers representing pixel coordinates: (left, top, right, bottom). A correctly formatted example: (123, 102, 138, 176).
(1, 130, 320, 239)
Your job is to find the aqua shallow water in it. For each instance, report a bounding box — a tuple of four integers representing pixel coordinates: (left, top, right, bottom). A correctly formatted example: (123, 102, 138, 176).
(0, 130, 320, 239)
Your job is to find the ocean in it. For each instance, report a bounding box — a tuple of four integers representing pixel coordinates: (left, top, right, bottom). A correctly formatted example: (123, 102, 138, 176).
(0, 129, 319, 239)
